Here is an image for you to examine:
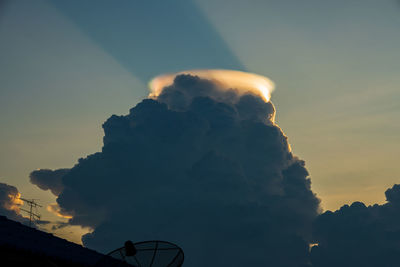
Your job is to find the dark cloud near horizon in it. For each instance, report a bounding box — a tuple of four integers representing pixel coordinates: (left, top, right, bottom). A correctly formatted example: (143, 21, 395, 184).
(30, 169, 68, 197)
(311, 184, 400, 267)
(49, 0, 245, 83)
(32, 74, 320, 266)
(0, 182, 29, 224)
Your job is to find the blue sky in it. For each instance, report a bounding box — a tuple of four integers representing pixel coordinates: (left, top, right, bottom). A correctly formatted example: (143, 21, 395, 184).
(0, 0, 399, 243)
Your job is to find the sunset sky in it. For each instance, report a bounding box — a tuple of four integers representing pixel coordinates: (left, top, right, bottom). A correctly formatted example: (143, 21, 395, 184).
(1, 0, 399, 247)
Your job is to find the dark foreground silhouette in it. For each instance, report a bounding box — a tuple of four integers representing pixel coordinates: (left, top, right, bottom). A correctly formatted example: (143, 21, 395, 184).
(0, 215, 127, 266)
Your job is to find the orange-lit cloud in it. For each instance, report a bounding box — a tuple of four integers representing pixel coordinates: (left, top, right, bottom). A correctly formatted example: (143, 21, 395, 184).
(5, 192, 23, 213)
(149, 69, 275, 102)
(47, 203, 73, 219)
(0, 183, 30, 223)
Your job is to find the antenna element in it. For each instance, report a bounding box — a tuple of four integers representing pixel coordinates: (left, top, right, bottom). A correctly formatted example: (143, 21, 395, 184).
(20, 198, 42, 227)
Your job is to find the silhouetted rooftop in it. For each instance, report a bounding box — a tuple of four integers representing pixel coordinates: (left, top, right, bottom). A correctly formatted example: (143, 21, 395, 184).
(0, 215, 112, 266)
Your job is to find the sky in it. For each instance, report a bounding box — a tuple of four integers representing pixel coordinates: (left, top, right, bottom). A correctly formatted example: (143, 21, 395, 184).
(0, 0, 399, 256)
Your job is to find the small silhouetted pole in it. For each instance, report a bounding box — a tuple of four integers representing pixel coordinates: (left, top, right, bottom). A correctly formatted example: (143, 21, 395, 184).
(20, 198, 42, 227)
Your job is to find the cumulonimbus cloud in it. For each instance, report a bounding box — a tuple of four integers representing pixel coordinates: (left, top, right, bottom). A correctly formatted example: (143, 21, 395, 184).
(30, 169, 68, 196)
(31, 73, 320, 266)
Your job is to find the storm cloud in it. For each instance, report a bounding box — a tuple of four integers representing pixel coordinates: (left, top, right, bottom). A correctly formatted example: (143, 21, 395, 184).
(30, 169, 68, 196)
(32, 74, 320, 266)
(311, 184, 400, 267)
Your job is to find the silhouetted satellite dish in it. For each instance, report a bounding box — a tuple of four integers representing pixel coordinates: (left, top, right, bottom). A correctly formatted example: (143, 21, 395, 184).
(125, 241, 137, 257)
(95, 240, 184, 267)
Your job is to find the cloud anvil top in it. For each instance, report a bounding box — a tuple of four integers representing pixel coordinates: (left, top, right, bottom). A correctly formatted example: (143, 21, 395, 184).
(149, 69, 275, 102)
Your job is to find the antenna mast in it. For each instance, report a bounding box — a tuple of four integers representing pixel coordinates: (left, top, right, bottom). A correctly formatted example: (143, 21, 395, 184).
(20, 198, 42, 227)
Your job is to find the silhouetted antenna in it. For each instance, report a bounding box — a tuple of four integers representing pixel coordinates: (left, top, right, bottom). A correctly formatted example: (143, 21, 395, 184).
(20, 198, 42, 227)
